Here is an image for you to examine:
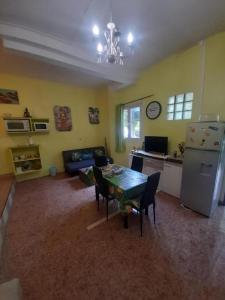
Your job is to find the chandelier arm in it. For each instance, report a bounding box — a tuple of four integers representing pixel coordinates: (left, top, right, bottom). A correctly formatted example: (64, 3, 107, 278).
(93, 1, 133, 65)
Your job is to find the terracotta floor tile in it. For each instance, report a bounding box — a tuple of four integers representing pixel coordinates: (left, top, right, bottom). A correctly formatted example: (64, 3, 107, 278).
(1, 174, 225, 300)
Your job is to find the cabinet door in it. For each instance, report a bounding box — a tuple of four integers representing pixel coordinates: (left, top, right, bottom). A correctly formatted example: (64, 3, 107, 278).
(161, 163, 183, 198)
(142, 167, 163, 190)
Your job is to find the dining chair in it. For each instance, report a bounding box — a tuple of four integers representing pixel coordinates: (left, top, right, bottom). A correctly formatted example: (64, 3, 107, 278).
(130, 172, 160, 236)
(131, 155, 143, 173)
(94, 155, 108, 167)
(93, 166, 115, 220)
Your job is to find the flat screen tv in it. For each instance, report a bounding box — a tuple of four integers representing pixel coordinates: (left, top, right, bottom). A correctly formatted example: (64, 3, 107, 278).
(144, 136, 168, 155)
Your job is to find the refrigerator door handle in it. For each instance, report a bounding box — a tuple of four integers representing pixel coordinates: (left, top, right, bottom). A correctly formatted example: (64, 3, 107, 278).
(201, 162, 213, 167)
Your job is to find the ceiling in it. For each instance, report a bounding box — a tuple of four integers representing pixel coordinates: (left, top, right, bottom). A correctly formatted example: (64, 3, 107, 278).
(0, 0, 225, 88)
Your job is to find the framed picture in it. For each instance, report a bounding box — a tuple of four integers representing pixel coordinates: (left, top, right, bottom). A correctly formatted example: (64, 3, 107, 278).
(88, 107, 99, 124)
(0, 88, 19, 104)
(53, 106, 72, 131)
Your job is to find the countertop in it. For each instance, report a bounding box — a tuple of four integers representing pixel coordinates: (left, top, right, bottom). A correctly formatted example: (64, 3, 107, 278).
(130, 150, 183, 164)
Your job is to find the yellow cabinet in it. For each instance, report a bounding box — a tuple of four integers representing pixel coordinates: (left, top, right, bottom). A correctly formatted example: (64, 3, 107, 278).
(9, 145, 42, 176)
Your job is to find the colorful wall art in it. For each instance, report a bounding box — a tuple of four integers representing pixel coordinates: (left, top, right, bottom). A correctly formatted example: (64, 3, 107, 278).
(88, 107, 99, 124)
(0, 88, 19, 104)
(53, 106, 72, 131)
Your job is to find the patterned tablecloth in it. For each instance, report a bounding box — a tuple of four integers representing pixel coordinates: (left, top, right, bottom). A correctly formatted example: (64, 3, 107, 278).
(102, 165, 148, 213)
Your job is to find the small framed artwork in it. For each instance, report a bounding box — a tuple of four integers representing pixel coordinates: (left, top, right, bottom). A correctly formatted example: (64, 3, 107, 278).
(88, 107, 99, 124)
(53, 106, 72, 131)
(0, 88, 19, 104)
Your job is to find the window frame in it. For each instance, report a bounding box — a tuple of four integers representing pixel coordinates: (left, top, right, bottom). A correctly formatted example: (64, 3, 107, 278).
(167, 92, 193, 121)
(123, 102, 142, 140)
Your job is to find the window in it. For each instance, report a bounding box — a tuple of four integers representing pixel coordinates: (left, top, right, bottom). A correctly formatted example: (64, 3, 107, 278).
(167, 92, 193, 120)
(123, 105, 141, 139)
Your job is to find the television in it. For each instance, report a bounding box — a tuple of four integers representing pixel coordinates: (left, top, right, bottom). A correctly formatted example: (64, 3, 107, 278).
(144, 136, 168, 155)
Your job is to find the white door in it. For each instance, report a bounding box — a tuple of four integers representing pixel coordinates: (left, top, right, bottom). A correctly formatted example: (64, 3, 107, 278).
(161, 162, 183, 198)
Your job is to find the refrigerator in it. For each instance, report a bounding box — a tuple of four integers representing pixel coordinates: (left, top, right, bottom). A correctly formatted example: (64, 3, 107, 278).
(181, 121, 225, 217)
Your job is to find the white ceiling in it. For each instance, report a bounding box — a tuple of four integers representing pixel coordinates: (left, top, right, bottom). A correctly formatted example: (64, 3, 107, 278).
(0, 0, 225, 87)
(0, 43, 109, 87)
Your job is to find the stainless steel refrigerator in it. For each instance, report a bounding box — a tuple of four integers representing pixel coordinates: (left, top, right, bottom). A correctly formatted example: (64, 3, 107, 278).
(181, 121, 225, 216)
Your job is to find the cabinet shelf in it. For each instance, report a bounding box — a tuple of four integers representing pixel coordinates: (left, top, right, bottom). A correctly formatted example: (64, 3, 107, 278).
(9, 145, 42, 177)
(4, 117, 49, 134)
(13, 157, 41, 163)
(15, 169, 42, 175)
(7, 131, 49, 135)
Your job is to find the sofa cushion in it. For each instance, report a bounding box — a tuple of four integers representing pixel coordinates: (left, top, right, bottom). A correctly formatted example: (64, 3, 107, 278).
(66, 159, 95, 173)
(94, 149, 105, 157)
(71, 151, 81, 162)
(81, 152, 93, 160)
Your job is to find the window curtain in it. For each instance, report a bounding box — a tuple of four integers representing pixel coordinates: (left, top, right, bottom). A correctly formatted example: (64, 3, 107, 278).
(115, 104, 126, 153)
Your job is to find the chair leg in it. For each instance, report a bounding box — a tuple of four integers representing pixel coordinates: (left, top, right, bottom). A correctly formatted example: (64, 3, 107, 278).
(95, 186, 100, 211)
(140, 210, 143, 236)
(106, 199, 109, 221)
(153, 202, 156, 224)
(123, 215, 128, 229)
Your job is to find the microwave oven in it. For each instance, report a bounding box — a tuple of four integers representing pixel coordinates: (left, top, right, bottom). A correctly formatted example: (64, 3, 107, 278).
(33, 122, 49, 132)
(5, 119, 30, 132)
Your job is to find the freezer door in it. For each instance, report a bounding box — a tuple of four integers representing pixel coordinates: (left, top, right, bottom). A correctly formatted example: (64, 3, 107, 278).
(181, 149, 219, 216)
(185, 122, 225, 151)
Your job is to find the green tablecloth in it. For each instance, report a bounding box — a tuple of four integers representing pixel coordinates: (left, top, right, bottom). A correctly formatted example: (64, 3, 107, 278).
(102, 166, 148, 213)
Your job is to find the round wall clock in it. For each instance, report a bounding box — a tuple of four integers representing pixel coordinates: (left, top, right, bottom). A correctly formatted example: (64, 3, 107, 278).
(146, 101, 162, 120)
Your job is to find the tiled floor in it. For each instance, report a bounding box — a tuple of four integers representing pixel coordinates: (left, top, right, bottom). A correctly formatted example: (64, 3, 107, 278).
(1, 174, 225, 300)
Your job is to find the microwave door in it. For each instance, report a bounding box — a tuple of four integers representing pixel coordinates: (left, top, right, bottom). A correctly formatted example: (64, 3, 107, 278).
(5, 119, 30, 132)
(34, 123, 48, 131)
(8, 122, 25, 130)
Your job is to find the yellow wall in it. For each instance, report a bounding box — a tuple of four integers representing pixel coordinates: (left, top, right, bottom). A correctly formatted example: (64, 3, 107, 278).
(108, 31, 225, 166)
(1, 31, 225, 178)
(0, 73, 107, 178)
(203, 33, 225, 114)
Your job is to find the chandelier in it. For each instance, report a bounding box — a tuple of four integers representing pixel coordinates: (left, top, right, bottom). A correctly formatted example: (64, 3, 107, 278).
(92, 15, 134, 65)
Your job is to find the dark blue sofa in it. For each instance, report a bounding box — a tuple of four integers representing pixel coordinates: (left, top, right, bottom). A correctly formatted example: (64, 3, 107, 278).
(62, 146, 106, 176)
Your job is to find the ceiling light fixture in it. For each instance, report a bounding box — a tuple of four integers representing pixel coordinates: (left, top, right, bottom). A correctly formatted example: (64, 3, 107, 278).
(92, 2, 134, 65)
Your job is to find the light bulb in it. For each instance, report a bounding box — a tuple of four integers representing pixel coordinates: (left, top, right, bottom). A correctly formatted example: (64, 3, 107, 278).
(127, 32, 134, 45)
(97, 43, 103, 54)
(92, 25, 100, 36)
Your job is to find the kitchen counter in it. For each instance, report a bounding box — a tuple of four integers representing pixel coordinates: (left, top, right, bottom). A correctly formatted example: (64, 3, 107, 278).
(130, 150, 183, 164)
(129, 150, 183, 198)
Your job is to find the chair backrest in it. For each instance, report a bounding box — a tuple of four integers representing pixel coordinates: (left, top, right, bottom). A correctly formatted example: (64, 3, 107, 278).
(95, 155, 108, 167)
(93, 166, 108, 197)
(140, 172, 160, 209)
(131, 155, 143, 173)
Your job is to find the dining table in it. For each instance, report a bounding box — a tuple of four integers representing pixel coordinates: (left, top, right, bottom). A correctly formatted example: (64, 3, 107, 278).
(96, 164, 148, 228)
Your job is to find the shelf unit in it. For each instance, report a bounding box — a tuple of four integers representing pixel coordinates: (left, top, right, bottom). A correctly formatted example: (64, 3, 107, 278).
(4, 117, 49, 134)
(9, 145, 42, 176)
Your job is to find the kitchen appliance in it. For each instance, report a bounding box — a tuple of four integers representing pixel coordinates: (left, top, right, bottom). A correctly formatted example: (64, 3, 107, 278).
(144, 136, 168, 155)
(33, 121, 49, 132)
(181, 121, 225, 216)
(4, 118, 30, 132)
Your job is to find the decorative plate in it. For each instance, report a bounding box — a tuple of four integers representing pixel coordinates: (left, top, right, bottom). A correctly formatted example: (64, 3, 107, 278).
(146, 101, 161, 119)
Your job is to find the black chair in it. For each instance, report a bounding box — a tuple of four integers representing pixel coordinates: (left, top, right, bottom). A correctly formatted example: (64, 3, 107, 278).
(131, 155, 143, 173)
(94, 155, 108, 167)
(130, 172, 160, 236)
(93, 166, 115, 220)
